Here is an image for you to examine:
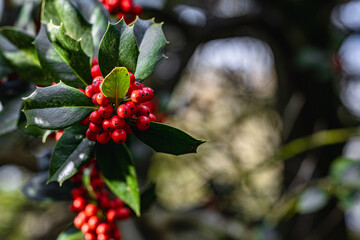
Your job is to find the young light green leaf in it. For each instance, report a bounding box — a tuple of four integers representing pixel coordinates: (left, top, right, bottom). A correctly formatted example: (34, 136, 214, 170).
(23, 82, 97, 130)
(34, 24, 85, 88)
(100, 67, 130, 100)
(49, 124, 95, 184)
(129, 121, 206, 155)
(98, 19, 138, 77)
(96, 142, 140, 216)
(46, 23, 92, 86)
(41, 0, 94, 56)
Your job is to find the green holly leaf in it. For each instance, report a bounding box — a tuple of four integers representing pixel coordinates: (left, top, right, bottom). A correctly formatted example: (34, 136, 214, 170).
(129, 121, 206, 155)
(100, 67, 130, 101)
(57, 225, 83, 240)
(41, 0, 94, 56)
(98, 19, 138, 77)
(132, 18, 168, 80)
(49, 124, 95, 184)
(0, 98, 22, 136)
(96, 142, 140, 216)
(46, 23, 92, 86)
(0, 27, 50, 85)
(23, 82, 97, 130)
(98, 18, 168, 80)
(34, 24, 85, 88)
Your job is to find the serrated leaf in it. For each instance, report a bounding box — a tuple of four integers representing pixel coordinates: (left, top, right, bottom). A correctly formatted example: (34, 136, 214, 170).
(49, 124, 95, 184)
(98, 19, 138, 77)
(42, 0, 94, 56)
(96, 142, 140, 216)
(35, 24, 85, 88)
(22, 171, 72, 201)
(57, 225, 83, 240)
(23, 82, 97, 130)
(130, 121, 205, 155)
(46, 23, 93, 86)
(100, 67, 130, 100)
(99, 18, 168, 81)
(0, 27, 50, 85)
(132, 18, 168, 80)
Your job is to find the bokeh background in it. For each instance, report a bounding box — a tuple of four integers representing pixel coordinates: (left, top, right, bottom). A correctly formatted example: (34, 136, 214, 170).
(2, 0, 360, 239)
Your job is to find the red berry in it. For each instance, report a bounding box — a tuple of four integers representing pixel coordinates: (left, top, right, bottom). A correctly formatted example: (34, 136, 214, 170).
(91, 178, 104, 190)
(92, 58, 98, 67)
(78, 88, 86, 94)
(81, 223, 91, 234)
(142, 87, 154, 101)
(116, 207, 131, 219)
(113, 230, 122, 240)
(96, 223, 110, 235)
(92, 93, 100, 105)
(78, 211, 88, 222)
(120, 0, 132, 12)
(125, 101, 137, 114)
(112, 129, 127, 144)
(132, 5, 143, 15)
(92, 80, 102, 93)
(136, 116, 150, 131)
(89, 111, 103, 125)
(85, 204, 98, 217)
(80, 116, 90, 126)
(124, 123, 133, 134)
(102, 118, 113, 131)
(88, 216, 101, 232)
(148, 113, 156, 122)
(99, 196, 110, 209)
(113, 198, 124, 207)
(85, 233, 96, 240)
(97, 234, 109, 240)
(127, 82, 142, 95)
(89, 123, 102, 133)
(129, 72, 135, 84)
(71, 187, 86, 199)
(74, 216, 84, 229)
(111, 115, 125, 129)
(85, 85, 95, 98)
(97, 131, 111, 144)
(137, 105, 150, 116)
(86, 129, 97, 141)
(98, 105, 113, 118)
(91, 65, 101, 78)
(93, 76, 103, 83)
(131, 89, 145, 103)
(97, 93, 110, 106)
(106, 209, 117, 222)
(73, 197, 87, 212)
(117, 104, 131, 118)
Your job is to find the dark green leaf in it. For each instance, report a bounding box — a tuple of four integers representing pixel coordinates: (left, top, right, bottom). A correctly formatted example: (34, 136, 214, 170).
(49, 124, 95, 184)
(129, 121, 205, 155)
(96, 142, 140, 215)
(297, 187, 329, 214)
(46, 23, 92, 85)
(22, 171, 72, 201)
(98, 19, 138, 77)
(0, 98, 22, 136)
(0, 27, 50, 85)
(41, 0, 94, 56)
(57, 225, 83, 240)
(15, 0, 39, 35)
(140, 182, 156, 213)
(23, 82, 97, 130)
(132, 18, 168, 80)
(100, 67, 130, 100)
(34, 24, 85, 88)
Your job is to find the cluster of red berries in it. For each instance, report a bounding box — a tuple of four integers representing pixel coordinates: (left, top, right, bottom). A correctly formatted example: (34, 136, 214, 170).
(99, 0, 142, 24)
(70, 159, 130, 240)
(79, 59, 157, 144)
